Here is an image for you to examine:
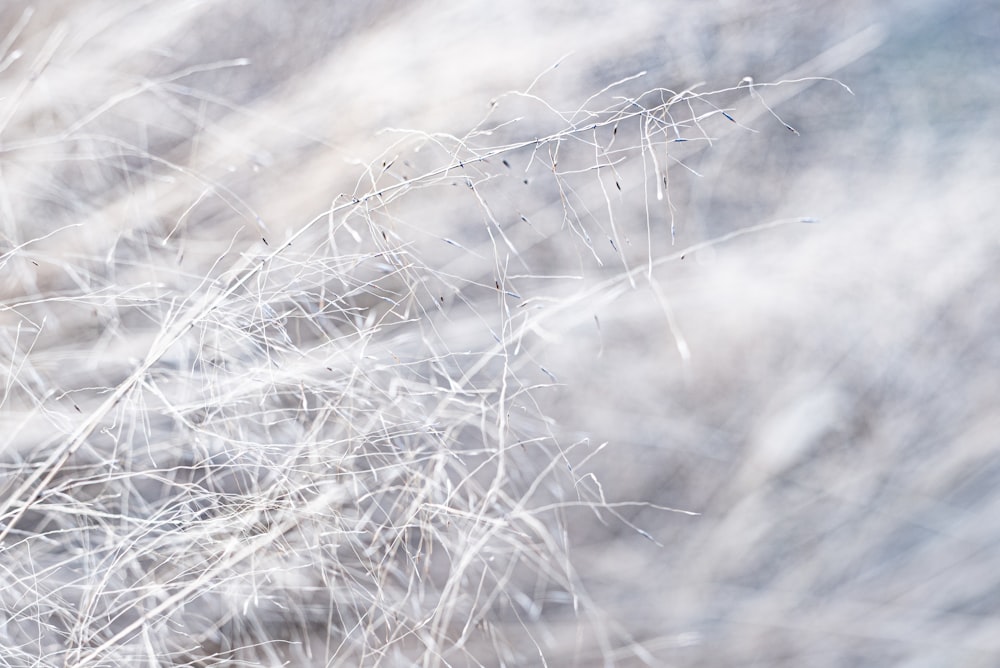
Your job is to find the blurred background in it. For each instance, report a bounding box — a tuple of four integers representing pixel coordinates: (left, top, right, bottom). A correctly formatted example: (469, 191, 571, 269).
(1, 1, 998, 666)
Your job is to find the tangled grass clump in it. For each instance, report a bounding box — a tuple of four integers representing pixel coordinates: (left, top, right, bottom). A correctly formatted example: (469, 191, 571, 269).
(0, 7, 836, 666)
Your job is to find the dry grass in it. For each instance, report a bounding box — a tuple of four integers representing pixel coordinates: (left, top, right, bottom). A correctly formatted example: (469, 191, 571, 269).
(1, 2, 997, 667)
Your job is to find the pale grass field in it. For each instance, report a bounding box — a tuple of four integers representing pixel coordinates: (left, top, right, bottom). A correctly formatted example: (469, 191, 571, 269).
(1, 1, 998, 666)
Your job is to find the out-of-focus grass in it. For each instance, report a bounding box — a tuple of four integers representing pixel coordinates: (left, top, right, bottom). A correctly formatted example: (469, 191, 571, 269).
(1, 1, 997, 666)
